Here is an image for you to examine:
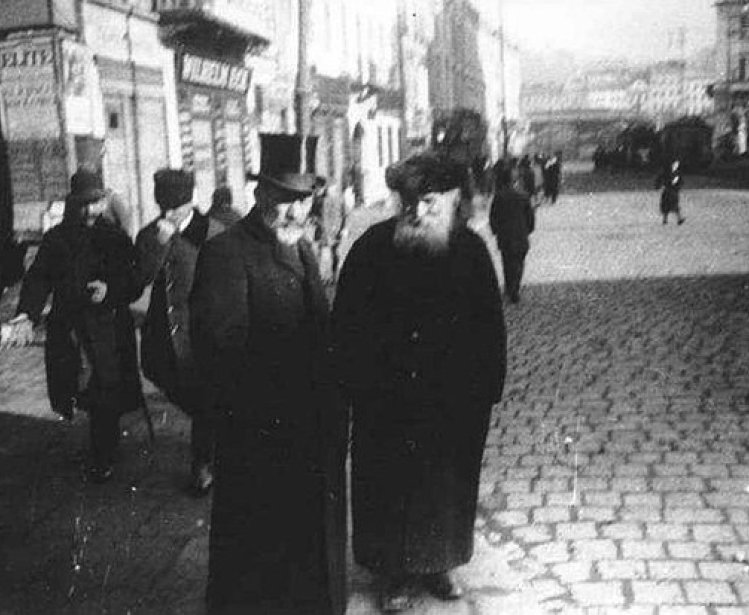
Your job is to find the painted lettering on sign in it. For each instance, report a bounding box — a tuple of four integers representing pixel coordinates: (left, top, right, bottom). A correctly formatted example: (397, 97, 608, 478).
(180, 53, 250, 93)
(0, 48, 54, 70)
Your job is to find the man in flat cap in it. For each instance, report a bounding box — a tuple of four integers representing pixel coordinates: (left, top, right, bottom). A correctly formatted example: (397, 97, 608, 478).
(135, 168, 216, 495)
(1, 167, 141, 482)
(189, 134, 347, 615)
(332, 152, 506, 610)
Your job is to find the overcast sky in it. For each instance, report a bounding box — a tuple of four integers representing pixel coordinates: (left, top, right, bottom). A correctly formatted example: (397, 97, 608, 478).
(502, 0, 717, 62)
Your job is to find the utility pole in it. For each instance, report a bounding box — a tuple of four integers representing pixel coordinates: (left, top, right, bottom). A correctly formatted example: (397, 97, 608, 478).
(497, 0, 509, 159)
(295, 0, 311, 141)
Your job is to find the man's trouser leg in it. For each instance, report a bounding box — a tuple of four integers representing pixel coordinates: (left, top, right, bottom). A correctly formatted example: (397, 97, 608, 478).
(501, 249, 526, 301)
(191, 410, 214, 471)
(89, 392, 120, 467)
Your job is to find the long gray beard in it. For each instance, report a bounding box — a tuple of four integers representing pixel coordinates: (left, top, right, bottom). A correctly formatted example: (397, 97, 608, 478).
(393, 217, 452, 255)
(274, 224, 305, 245)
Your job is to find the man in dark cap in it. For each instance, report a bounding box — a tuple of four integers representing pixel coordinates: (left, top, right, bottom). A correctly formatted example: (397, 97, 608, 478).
(1, 167, 141, 482)
(135, 168, 215, 495)
(490, 162, 536, 303)
(332, 151, 507, 611)
(189, 134, 347, 615)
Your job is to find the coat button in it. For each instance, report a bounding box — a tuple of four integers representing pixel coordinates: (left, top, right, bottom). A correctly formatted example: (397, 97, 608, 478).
(410, 330, 419, 341)
(167, 306, 174, 315)
(170, 323, 180, 336)
(410, 371, 417, 379)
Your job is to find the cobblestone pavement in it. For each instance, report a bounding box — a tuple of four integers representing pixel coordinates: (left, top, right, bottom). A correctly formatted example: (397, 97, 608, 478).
(1, 185, 749, 614)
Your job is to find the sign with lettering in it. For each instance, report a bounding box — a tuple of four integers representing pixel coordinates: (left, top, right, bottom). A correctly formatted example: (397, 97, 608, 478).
(0, 36, 60, 140)
(179, 52, 251, 94)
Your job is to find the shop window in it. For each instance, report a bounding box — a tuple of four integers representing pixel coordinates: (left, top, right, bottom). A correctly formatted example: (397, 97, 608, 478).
(741, 13, 749, 39)
(741, 57, 749, 81)
(109, 111, 120, 130)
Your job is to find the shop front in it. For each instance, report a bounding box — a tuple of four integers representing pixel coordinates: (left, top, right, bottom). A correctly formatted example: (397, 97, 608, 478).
(158, 7, 268, 215)
(176, 52, 252, 211)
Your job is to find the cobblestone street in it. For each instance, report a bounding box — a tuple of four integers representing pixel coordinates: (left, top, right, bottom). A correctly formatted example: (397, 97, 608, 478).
(1, 183, 749, 614)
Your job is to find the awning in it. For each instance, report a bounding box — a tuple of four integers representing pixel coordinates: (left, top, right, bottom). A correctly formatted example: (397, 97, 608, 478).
(158, 8, 270, 56)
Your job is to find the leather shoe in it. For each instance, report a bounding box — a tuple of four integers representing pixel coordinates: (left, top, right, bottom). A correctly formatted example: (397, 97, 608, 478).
(379, 578, 413, 612)
(423, 571, 464, 600)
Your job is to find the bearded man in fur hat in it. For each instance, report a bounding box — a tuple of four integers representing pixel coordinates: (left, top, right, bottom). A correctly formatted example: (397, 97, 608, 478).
(332, 152, 507, 611)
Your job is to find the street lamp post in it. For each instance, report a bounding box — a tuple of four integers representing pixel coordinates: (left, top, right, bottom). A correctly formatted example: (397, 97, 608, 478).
(295, 0, 311, 141)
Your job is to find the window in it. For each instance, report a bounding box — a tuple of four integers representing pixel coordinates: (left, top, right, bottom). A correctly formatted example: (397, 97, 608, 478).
(741, 12, 749, 39)
(741, 57, 748, 81)
(254, 85, 264, 117)
(377, 126, 384, 167)
(108, 111, 120, 130)
(387, 126, 393, 165)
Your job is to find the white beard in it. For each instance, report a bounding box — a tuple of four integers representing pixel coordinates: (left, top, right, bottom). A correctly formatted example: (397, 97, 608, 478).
(274, 225, 305, 245)
(393, 215, 452, 255)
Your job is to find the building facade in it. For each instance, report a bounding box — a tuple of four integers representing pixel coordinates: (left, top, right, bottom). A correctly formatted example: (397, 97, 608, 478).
(154, 0, 269, 217)
(714, 0, 749, 153)
(0, 0, 185, 238)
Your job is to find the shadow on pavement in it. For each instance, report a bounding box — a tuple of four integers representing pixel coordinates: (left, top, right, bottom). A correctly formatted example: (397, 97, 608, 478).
(0, 273, 747, 614)
(563, 170, 748, 195)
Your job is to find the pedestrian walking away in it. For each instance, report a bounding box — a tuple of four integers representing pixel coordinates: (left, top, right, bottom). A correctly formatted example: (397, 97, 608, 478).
(190, 133, 348, 615)
(0, 167, 142, 483)
(490, 162, 536, 304)
(135, 168, 220, 496)
(332, 150, 507, 612)
(656, 158, 686, 225)
(543, 151, 562, 204)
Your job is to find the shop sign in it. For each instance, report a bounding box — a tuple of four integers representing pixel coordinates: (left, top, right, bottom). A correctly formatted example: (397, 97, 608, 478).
(180, 52, 250, 94)
(0, 36, 60, 140)
(61, 39, 105, 137)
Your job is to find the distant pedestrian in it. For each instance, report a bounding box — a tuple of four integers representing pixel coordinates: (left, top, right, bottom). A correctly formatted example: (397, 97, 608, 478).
(655, 159, 685, 225)
(543, 151, 562, 204)
(208, 185, 242, 235)
(1, 167, 142, 483)
(332, 151, 506, 612)
(490, 162, 536, 304)
(190, 134, 347, 615)
(135, 169, 215, 496)
(518, 155, 537, 203)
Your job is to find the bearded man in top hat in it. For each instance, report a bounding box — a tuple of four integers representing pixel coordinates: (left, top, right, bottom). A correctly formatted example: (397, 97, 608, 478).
(1, 167, 142, 482)
(189, 134, 347, 615)
(332, 151, 506, 611)
(135, 168, 219, 494)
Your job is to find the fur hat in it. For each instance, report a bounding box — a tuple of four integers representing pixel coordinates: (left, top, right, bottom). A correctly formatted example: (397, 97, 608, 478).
(154, 168, 194, 211)
(70, 167, 106, 204)
(385, 152, 468, 201)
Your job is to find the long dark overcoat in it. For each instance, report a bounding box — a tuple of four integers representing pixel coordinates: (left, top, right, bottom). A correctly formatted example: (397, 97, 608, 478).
(656, 167, 683, 214)
(189, 208, 348, 615)
(332, 218, 507, 575)
(135, 213, 215, 414)
(17, 218, 142, 417)
(489, 187, 535, 255)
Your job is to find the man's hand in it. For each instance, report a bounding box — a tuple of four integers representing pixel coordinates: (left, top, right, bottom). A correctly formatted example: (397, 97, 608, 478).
(87, 280, 108, 304)
(156, 218, 177, 245)
(1, 314, 34, 349)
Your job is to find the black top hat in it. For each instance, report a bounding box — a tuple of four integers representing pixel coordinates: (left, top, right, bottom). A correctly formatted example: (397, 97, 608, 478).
(70, 167, 106, 204)
(154, 168, 195, 211)
(247, 134, 325, 195)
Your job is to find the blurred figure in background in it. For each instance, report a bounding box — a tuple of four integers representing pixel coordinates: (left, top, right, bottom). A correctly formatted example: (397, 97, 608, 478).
(655, 158, 685, 226)
(490, 162, 536, 304)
